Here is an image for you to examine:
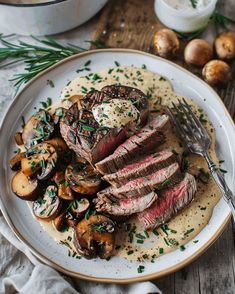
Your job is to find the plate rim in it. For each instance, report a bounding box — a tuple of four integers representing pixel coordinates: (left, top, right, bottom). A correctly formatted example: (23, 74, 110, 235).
(0, 48, 233, 284)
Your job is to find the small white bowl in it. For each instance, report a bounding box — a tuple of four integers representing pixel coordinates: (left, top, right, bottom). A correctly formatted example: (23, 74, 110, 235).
(0, 0, 108, 36)
(154, 0, 217, 33)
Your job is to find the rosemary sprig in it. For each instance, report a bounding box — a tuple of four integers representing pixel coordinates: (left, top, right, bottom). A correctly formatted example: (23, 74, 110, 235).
(190, 0, 198, 9)
(0, 35, 105, 91)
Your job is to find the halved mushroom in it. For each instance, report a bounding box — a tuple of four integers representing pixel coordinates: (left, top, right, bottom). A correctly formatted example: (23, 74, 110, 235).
(22, 110, 54, 148)
(74, 215, 115, 259)
(33, 185, 62, 221)
(9, 152, 25, 171)
(65, 163, 101, 195)
(21, 142, 57, 179)
(14, 132, 24, 145)
(53, 171, 74, 200)
(53, 213, 67, 232)
(11, 171, 39, 201)
(69, 198, 90, 219)
(45, 138, 68, 155)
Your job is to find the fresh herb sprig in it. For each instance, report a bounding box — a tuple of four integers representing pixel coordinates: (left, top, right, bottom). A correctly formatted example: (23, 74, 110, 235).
(0, 35, 105, 91)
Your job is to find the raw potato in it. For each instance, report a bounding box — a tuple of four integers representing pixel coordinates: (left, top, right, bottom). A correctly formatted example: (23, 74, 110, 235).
(184, 39, 213, 67)
(11, 171, 39, 201)
(202, 60, 232, 86)
(74, 215, 115, 259)
(215, 32, 235, 60)
(153, 29, 180, 58)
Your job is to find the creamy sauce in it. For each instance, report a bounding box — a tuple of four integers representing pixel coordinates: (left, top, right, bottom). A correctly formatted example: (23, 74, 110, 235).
(33, 65, 221, 262)
(164, 0, 212, 11)
(92, 99, 139, 128)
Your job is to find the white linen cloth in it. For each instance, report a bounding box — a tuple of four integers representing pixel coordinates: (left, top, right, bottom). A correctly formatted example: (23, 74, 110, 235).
(0, 214, 161, 294)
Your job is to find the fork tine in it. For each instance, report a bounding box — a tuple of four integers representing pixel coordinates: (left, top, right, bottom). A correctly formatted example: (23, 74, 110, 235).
(181, 98, 209, 137)
(172, 101, 197, 138)
(166, 106, 187, 140)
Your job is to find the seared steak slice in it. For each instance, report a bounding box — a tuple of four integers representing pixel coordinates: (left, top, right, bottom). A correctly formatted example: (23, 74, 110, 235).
(81, 84, 149, 126)
(103, 149, 177, 187)
(95, 192, 158, 215)
(95, 115, 169, 174)
(60, 103, 128, 164)
(98, 162, 182, 199)
(60, 84, 149, 164)
(137, 173, 197, 229)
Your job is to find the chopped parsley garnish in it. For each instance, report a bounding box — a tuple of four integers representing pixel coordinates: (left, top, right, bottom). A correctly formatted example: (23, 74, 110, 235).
(144, 230, 149, 238)
(153, 228, 159, 236)
(159, 76, 166, 81)
(46, 79, 54, 88)
(141, 64, 146, 69)
(136, 233, 146, 240)
(40, 97, 52, 109)
(190, 0, 198, 8)
(127, 250, 134, 255)
(85, 208, 91, 220)
(159, 248, 164, 254)
(159, 179, 172, 189)
(114, 61, 120, 67)
(108, 68, 114, 74)
(219, 168, 227, 174)
(137, 265, 145, 273)
(82, 124, 95, 132)
(137, 239, 144, 244)
(180, 245, 186, 251)
(163, 237, 170, 246)
(84, 60, 91, 67)
(67, 236, 72, 241)
(193, 240, 199, 243)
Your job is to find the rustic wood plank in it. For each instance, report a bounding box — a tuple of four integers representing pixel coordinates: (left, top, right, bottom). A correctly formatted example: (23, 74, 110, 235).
(91, 0, 235, 292)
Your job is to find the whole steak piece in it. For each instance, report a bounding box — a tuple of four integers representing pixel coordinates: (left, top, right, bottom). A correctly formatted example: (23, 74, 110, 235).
(60, 85, 149, 164)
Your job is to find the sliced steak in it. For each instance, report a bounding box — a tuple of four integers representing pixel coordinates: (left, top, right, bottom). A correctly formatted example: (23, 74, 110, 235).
(95, 192, 158, 215)
(137, 173, 197, 229)
(98, 162, 182, 199)
(60, 104, 128, 164)
(95, 114, 169, 174)
(60, 85, 149, 164)
(103, 149, 177, 187)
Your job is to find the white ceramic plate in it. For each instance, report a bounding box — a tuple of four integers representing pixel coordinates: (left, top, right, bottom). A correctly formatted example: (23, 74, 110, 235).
(0, 49, 234, 283)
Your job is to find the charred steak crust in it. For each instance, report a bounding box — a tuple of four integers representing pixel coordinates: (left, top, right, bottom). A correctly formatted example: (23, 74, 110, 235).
(80, 85, 149, 125)
(95, 115, 170, 174)
(95, 192, 158, 216)
(60, 85, 149, 164)
(103, 149, 177, 187)
(137, 173, 197, 229)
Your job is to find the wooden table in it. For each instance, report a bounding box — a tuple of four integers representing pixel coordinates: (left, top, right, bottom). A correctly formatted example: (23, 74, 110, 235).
(0, 0, 234, 292)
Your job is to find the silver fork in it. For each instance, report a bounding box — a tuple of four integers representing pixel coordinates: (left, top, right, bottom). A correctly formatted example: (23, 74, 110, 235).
(167, 98, 235, 220)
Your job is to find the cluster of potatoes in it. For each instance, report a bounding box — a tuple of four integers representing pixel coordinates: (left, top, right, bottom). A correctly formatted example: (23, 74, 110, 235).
(153, 29, 235, 86)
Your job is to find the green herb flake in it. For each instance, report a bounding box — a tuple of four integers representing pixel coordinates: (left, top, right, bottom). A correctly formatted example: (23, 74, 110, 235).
(159, 247, 164, 254)
(114, 61, 120, 67)
(84, 60, 91, 67)
(180, 245, 186, 251)
(144, 230, 149, 238)
(137, 265, 145, 273)
(47, 79, 54, 88)
(127, 250, 134, 255)
(159, 76, 166, 81)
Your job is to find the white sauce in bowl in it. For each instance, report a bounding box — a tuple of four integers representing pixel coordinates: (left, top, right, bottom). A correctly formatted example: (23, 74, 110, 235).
(164, 0, 212, 11)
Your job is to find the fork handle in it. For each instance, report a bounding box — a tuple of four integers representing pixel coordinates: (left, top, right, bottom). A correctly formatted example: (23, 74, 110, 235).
(204, 152, 235, 221)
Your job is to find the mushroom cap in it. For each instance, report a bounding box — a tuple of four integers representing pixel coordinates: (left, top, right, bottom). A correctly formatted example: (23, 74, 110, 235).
(215, 32, 235, 60)
(184, 39, 213, 67)
(153, 29, 180, 58)
(74, 215, 115, 259)
(202, 59, 232, 86)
